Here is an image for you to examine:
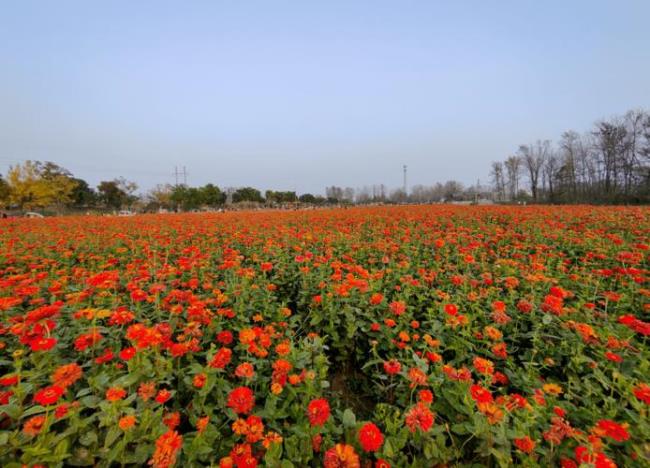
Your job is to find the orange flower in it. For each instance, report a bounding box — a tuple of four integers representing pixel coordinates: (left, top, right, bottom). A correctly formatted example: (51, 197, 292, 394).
(196, 416, 209, 433)
(542, 383, 563, 396)
(51, 363, 83, 388)
(119, 415, 137, 430)
(138, 381, 156, 401)
(324, 443, 360, 468)
(193, 373, 207, 388)
(235, 363, 255, 379)
(407, 367, 427, 387)
(473, 357, 495, 375)
(23, 415, 47, 436)
(513, 436, 535, 453)
(148, 430, 183, 468)
(106, 386, 127, 401)
(262, 431, 283, 449)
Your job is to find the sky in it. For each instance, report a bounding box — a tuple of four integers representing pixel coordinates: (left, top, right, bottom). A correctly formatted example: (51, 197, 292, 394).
(1, 1, 649, 195)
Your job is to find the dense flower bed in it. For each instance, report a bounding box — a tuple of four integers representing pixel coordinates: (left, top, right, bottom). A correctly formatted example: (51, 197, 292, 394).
(0, 205, 648, 467)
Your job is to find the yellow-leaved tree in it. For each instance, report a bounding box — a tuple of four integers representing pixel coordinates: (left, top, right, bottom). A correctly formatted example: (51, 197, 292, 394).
(7, 161, 78, 210)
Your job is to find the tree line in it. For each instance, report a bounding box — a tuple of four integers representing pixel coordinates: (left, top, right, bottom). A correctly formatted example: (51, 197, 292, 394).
(490, 108, 650, 204)
(0, 161, 139, 211)
(0, 163, 335, 212)
(1, 108, 649, 213)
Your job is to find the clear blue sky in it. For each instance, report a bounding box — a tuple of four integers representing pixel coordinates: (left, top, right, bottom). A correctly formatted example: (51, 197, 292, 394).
(1, 1, 649, 194)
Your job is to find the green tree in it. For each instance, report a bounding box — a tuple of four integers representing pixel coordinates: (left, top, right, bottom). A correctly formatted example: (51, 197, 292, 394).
(170, 185, 205, 211)
(298, 193, 316, 203)
(97, 178, 138, 209)
(232, 187, 264, 203)
(69, 178, 97, 207)
(0, 175, 10, 206)
(201, 184, 226, 206)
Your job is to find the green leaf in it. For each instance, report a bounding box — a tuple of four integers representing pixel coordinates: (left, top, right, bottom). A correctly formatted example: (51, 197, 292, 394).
(342, 409, 356, 428)
(79, 430, 98, 447)
(104, 426, 121, 448)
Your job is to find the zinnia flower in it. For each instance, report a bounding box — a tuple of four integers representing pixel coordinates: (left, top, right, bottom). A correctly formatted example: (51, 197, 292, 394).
(119, 415, 137, 430)
(34, 385, 64, 406)
(51, 363, 82, 388)
(405, 402, 434, 433)
(383, 360, 401, 375)
(594, 419, 630, 442)
(106, 386, 127, 401)
(307, 398, 330, 427)
(358, 422, 384, 452)
(227, 387, 255, 415)
(323, 443, 360, 468)
(633, 383, 650, 404)
(513, 436, 536, 454)
(23, 415, 47, 436)
(148, 430, 183, 468)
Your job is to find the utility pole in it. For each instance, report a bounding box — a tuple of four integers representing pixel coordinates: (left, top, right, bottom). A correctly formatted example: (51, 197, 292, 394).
(403, 165, 408, 195)
(173, 166, 188, 186)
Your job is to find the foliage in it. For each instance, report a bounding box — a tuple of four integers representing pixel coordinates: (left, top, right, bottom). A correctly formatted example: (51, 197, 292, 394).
(265, 191, 297, 204)
(169, 184, 226, 211)
(97, 178, 138, 209)
(0, 205, 648, 467)
(5, 161, 78, 210)
(232, 187, 264, 203)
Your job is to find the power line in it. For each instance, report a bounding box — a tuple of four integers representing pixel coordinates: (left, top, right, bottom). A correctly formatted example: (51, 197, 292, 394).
(173, 166, 188, 186)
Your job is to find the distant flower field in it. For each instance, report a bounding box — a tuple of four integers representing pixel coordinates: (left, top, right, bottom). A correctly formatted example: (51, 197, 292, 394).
(0, 205, 648, 467)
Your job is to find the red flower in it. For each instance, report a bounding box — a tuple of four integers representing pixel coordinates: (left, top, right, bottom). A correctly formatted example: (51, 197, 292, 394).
(574, 446, 617, 468)
(594, 419, 630, 442)
(307, 398, 330, 427)
(633, 383, 650, 404)
(120, 347, 137, 361)
(54, 403, 69, 419)
(405, 402, 434, 433)
(389, 301, 406, 316)
(312, 434, 322, 453)
(209, 347, 232, 369)
(553, 406, 566, 418)
(418, 389, 434, 404)
(513, 436, 536, 454)
(0, 375, 19, 386)
(193, 373, 207, 388)
(470, 384, 493, 404)
(156, 389, 172, 404)
(34, 385, 64, 406)
(369, 293, 383, 305)
(217, 330, 234, 345)
(227, 387, 255, 415)
(383, 360, 401, 375)
(29, 337, 57, 351)
(358, 422, 384, 452)
(604, 351, 623, 363)
(444, 304, 458, 316)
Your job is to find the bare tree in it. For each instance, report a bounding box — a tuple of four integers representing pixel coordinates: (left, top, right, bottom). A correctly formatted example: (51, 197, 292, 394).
(504, 155, 522, 200)
(490, 161, 506, 201)
(519, 140, 549, 202)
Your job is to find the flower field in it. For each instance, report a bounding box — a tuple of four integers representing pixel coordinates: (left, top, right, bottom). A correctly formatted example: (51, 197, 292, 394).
(0, 205, 648, 467)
